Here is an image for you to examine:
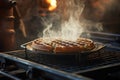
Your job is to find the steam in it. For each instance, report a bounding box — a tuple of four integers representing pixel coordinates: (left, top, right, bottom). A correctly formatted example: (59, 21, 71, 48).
(61, 16, 83, 40)
(39, 0, 116, 40)
(81, 19, 103, 32)
(14, 0, 119, 48)
(40, 0, 85, 41)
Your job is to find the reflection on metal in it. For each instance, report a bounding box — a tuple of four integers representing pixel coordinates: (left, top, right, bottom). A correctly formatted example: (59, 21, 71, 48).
(0, 52, 91, 80)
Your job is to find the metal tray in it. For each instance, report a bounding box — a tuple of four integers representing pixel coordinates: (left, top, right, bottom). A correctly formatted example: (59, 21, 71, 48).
(20, 40, 105, 65)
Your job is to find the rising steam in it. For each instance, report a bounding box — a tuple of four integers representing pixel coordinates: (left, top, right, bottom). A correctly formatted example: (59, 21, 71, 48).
(40, 0, 85, 41)
(39, 0, 115, 40)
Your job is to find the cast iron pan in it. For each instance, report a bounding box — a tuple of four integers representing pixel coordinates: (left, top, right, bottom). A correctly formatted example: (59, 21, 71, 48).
(21, 40, 105, 66)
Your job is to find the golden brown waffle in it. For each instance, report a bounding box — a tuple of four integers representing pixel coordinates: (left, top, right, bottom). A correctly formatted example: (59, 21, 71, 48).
(31, 39, 53, 52)
(31, 38, 95, 53)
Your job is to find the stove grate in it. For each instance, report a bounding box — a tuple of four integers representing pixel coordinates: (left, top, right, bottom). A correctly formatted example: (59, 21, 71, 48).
(6, 48, 120, 73)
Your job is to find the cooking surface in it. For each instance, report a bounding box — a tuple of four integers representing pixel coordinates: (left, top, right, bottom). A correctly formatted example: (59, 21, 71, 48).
(5, 46, 120, 73)
(0, 34, 120, 80)
(1, 44, 119, 80)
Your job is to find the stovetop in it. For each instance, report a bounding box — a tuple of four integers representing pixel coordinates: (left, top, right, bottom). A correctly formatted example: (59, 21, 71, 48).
(5, 47, 120, 73)
(0, 32, 120, 80)
(1, 44, 119, 80)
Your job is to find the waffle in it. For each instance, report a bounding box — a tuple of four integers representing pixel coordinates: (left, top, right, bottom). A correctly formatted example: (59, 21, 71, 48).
(31, 39, 53, 52)
(31, 38, 95, 53)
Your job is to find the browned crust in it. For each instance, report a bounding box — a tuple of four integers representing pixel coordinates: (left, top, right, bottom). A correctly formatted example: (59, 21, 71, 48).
(31, 38, 95, 53)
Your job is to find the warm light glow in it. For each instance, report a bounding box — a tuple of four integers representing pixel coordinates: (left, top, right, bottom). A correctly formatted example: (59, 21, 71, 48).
(46, 0, 57, 11)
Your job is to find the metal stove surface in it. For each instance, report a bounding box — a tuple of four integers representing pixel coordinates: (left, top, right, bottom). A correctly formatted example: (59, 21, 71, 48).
(0, 50, 91, 80)
(5, 46, 120, 73)
(1, 44, 120, 80)
(0, 43, 120, 79)
(1, 32, 120, 80)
